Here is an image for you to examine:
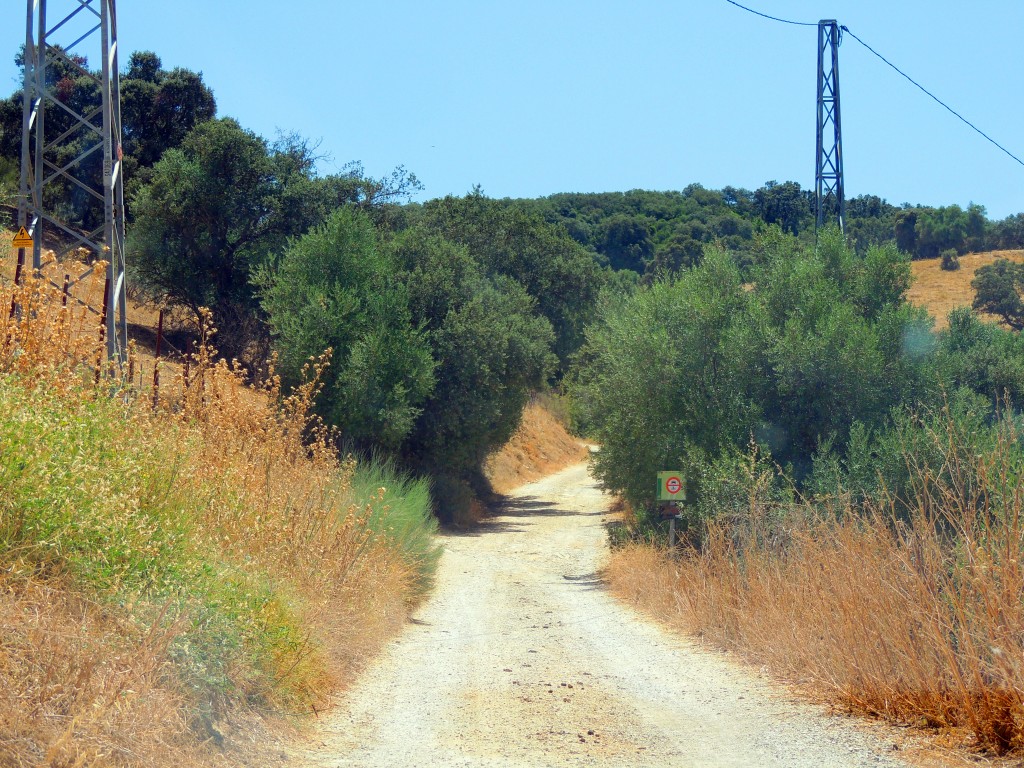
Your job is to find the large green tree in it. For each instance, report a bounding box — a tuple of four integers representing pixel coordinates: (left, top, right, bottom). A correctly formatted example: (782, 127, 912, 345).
(260, 215, 555, 519)
(570, 227, 929, 507)
(991, 213, 1024, 250)
(129, 119, 282, 322)
(128, 118, 382, 362)
(0, 49, 216, 228)
(753, 180, 811, 236)
(415, 190, 605, 372)
(913, 204, 983, 259)
(260, 207, 436, 450)
(972, 258, 1024, 330)
(119, 52, 216, 196)
(569, 248, 760, 507)
(596, 213, 655, 272)
(392, 231, 555, 478)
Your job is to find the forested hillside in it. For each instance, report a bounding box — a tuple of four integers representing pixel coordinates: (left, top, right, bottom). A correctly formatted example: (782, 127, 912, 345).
(513, 185, 1024, 278)
(0, 49, 607, 522)
(4, 44, 1024, 522)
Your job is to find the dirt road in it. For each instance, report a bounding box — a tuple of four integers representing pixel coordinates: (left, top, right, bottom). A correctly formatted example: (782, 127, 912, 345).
(294, 463, 912, 767)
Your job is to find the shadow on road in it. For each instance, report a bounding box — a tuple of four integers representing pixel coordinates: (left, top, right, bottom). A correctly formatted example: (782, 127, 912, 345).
(496, 495, 604, 519)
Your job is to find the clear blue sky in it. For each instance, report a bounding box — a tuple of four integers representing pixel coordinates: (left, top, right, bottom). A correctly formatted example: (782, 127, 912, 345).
(4, 1, 1024, 217)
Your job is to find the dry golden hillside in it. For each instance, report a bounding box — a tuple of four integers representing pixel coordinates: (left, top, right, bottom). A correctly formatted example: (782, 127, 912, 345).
(484, 399, 588, 494)
(908, 249, 1024, 330)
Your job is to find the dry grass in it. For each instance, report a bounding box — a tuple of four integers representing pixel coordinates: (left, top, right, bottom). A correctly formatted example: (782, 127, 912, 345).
(608, 417, 1024, 756)
(483, 399, 588, 494)
(908, 249, 1024, 330)
(0, 256, 421, 767)
(0, 580, 210, 767)
(0, 233, 195, 389)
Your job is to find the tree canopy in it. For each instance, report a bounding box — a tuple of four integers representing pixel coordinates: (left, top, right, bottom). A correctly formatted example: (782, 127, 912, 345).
(0, 50, 216, 228)
(972, 258, 1024, 330)
(411, 190, 606, 372)
(260, 206, 436, 450)
(569, 227, 931, 508)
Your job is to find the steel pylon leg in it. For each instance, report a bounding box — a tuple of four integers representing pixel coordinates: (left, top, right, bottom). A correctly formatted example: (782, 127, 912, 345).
(19, 0, 127, 365)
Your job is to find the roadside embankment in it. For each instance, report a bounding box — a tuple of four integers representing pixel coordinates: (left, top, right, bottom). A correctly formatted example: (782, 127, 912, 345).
(0, 269, 438, 768)
(608, 420, 1024, 758)
(484, 396, 588, 494)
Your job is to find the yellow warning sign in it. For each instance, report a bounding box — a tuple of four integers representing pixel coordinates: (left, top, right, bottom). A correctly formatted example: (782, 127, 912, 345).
(11, 227, 33, 248)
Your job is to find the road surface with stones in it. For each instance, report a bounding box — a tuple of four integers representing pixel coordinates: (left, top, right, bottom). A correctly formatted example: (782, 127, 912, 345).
(292, 462, 914, 768)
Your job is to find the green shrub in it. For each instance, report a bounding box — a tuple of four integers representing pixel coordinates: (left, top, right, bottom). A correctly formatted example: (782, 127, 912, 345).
(570, 228, 928, 509)
(260, 207, 436, 451)
(688, 441, 793, 547)
(937, 307, 1024, 405)
(0, 156, 17, 206)
(394, 232, 555, 480)
(568, 247, 759, 509)
(808, 389, 997, 518)
(348, 456, 440, 594)
(941, 248, 961, 271)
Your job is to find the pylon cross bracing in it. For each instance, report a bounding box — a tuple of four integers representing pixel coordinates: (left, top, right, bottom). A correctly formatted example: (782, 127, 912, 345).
(19, 0, 127, 364)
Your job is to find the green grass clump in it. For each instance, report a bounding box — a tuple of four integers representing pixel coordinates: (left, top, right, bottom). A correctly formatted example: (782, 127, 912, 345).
(0, 273, 437, 765)
(0, 381, 194, 592)
(349, 455, 441, 596)
(0, 373, 442, 710)
(0, 377, 311, 705)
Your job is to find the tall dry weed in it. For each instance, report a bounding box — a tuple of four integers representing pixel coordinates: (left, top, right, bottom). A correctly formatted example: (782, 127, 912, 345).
(0, 268, 108, 387)
(0, 580, 207, 768)
(162, 311, 416, 707)
(0, 270, 419, 766)
(610, 414, 1024, 754)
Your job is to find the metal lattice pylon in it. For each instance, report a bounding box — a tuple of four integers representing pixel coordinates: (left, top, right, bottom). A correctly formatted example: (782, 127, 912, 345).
(19, 0, 126, 363)
(815, 19, 845, 233)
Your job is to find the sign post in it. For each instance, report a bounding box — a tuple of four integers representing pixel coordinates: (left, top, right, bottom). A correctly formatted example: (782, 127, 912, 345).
(657, 471, 685, 548)
(9, 228, 32, 320)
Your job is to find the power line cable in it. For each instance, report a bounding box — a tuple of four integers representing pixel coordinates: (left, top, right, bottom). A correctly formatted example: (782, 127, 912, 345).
(840, 26, 1024, 169)
(723, 0, 816, 27)
(723, 1, 1024, 170)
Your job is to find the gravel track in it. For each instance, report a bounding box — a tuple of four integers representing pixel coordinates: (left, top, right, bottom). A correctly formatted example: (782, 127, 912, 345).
(292, 462, 916, 767)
